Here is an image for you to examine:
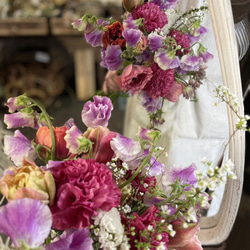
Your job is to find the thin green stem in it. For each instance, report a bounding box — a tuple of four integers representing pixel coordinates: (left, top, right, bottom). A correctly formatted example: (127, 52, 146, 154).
(26, 97, 55, 161)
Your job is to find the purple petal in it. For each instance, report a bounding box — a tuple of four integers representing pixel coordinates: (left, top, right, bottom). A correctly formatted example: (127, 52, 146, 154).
(47, 160, 64, 169)
(65, 125, 91, 155)
(139, 91, 162, 114)
(148, 156, 165, 176)
(0, 198, 52, 248)
(85, 29, 103, 47)
(5, 97, 26, 113)
(154, 49, 180, 70)
(180, 55, 203, 71)
(4, 130, 37, 166)
(123, 28, 142, 47)
(64, 118, 76, 129)
(81, 96, 113, 128)
(162, 163, 198, 190)
(152, 0, 179, 9)
(199, 51, 214, 63)
(4, 113, 35, 129)
(148, 33, 164, 51)
(64, 125, 83, 154)
(100, 45, 123, 71)
(46, 228, 93, 250)
(110, 134, 142, 163)
(123, 14, 137, 29)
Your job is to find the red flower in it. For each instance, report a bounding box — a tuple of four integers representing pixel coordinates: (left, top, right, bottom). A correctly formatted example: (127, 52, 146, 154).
(118, 64, 153, 94)
(82, 126, 117, 163)
(169, 29, 191, 56)
(131, 174, 157, 199)
(102, 21, 126, 49)
(122, 206, 169, 249)
(50, 158, 121, 230)
(36, 126, 74, 161)
(143, 63, 176, 99)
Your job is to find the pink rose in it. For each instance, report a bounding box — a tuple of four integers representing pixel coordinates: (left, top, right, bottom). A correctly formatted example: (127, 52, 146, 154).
(50, 158, 121, 230)
(165, 81, 184, 102)
(118, 64, 153, 94)
(168, 221, 202, 250)
(83, 126, 117, 163)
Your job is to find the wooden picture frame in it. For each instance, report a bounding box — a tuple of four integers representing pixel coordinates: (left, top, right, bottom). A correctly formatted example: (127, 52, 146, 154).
(198, 0, 245, 245)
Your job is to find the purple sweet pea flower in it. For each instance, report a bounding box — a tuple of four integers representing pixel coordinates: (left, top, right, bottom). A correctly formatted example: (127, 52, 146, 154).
(64, 125, 83, 154)
(46, 228, 93, 250)
(123, 28, 142, 47)
(0, 198, 52, 248)
(188, 26, 209, 44)
(147, 155, 165, 176)
(198, 50, 214, 63)
(139, 91, 162, 114)
(123, 14, 137, 29)
(180, 55, 203, 72)
(85, 29, 104, 47)
(152, 0, 179, 9)
(65, 125, 92, 154)
(5, 97, 27, 113)
(148, 33, 164, 51)
(110, 134, 143, 163)
(154, 49, 180, 70)
(4, 112, 36, 129)
(100, 45, 123, 71)
(4, 130, 37, 166)
(137, 126, 162, 145)
(81, 95, 113, 128)
(162, 163, 198, 191)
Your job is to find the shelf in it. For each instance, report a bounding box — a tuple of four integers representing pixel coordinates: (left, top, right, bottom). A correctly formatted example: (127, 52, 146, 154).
(0, 18, 49, 36)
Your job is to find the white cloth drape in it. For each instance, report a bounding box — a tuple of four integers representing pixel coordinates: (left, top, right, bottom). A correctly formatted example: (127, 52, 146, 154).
(123, 0, 230, 216)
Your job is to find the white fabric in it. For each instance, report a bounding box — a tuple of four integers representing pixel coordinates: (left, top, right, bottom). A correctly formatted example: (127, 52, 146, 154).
(123, 0, 230, 216)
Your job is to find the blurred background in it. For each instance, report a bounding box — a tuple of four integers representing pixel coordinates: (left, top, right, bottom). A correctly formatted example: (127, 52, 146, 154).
(0, 1, 249, 249)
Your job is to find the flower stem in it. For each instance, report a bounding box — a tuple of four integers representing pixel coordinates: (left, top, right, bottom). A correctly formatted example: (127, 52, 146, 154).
(26, 97, 56, 161)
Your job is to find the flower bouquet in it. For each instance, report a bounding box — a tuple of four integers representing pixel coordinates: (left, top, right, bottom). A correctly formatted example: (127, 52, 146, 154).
(0, 94, 237, 250)
(72, 0, 213, 128)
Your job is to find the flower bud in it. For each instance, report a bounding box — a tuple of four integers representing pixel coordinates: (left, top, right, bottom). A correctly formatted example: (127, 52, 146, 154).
(122, 0, 144, 12)
(83, 126, 117, 163)
(36, 126, 74, 161)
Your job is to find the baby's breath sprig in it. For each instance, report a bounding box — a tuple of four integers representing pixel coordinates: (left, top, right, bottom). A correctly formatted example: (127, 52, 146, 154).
(214, 85, 250, 132)
(196, 157, 237, 194)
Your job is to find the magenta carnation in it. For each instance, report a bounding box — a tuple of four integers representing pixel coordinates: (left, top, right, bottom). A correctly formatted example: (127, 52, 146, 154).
(132, 2, 168, 33)
(143, 63, 176, 99)
(169, 29, 191, 56)
(50, 158, 121, 230)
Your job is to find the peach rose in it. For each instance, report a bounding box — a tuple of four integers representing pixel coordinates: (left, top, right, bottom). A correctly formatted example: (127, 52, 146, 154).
(0, 159, 55, 205)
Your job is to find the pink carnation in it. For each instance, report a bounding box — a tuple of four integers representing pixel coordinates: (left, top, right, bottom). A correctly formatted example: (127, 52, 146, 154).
(132, 2, 168, 33)
(143, 63, 176, 99)
(169, 29, 191, 56)
(50, 158, 121, 230)
(122, 205, 169, 249)
(118, 64, 153, 94)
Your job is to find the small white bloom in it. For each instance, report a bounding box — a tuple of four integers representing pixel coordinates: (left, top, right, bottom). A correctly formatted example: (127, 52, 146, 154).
(169, 230, 176, 237)
(156, 242, 166, 250)
(163, 152, 169, 158)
